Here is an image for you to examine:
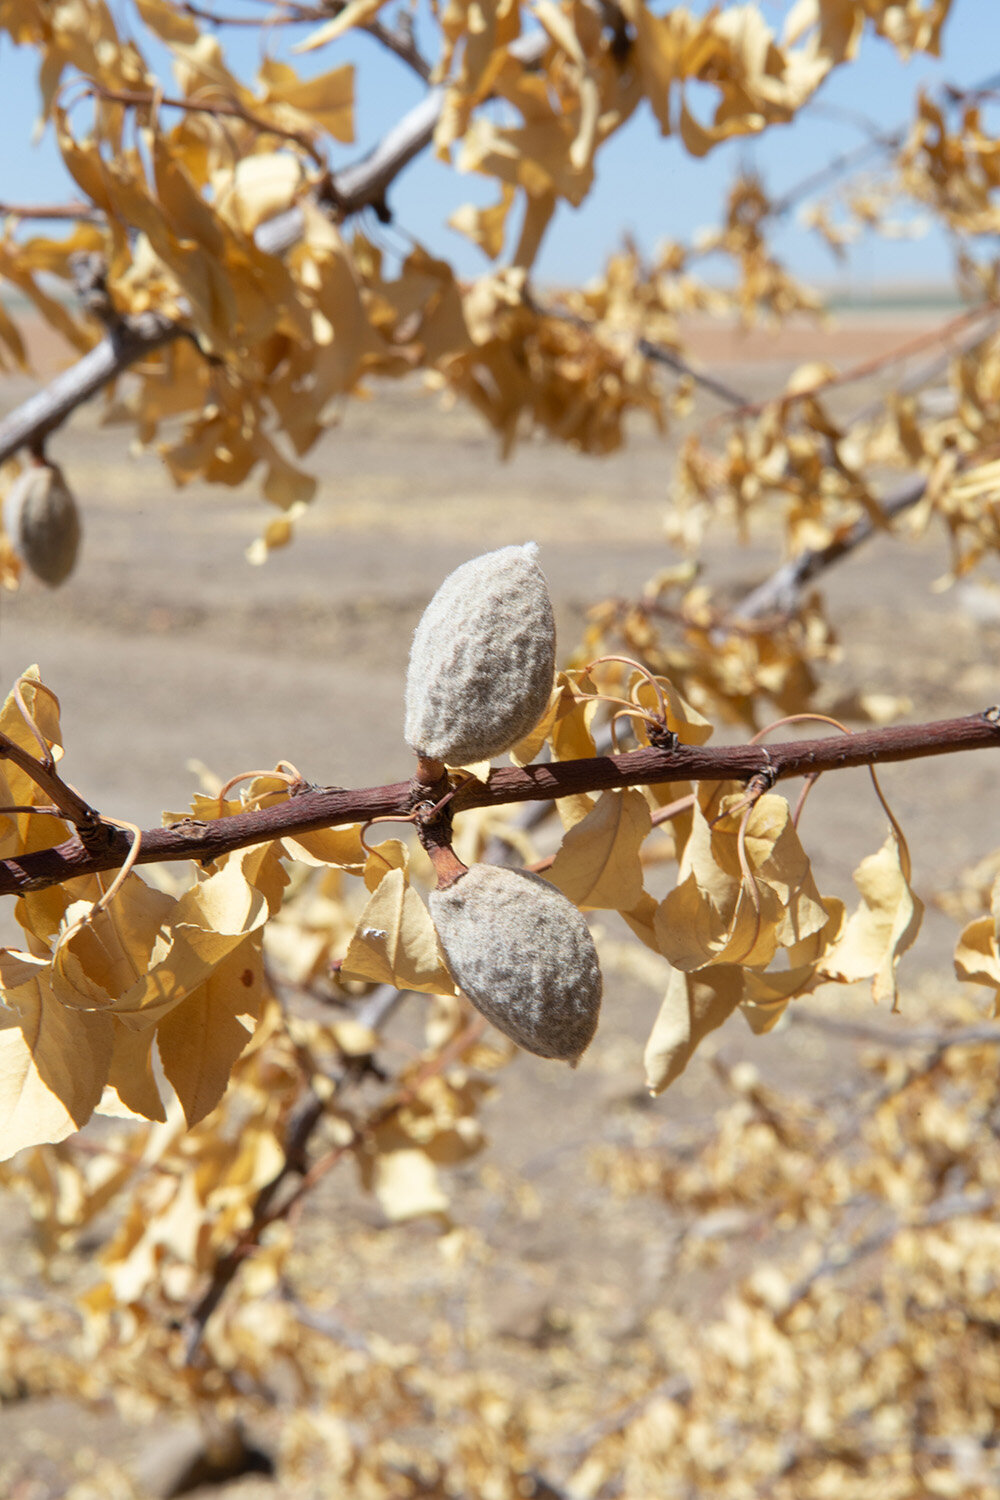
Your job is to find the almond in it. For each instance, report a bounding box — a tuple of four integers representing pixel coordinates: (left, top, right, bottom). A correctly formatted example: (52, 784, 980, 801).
(405, 543, 555, 766)
(4, 463, 81, 587)
(429, 862, 602, 1063)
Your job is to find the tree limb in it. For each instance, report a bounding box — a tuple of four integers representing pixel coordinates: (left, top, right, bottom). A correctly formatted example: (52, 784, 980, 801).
(0, 32, 549, 467)
(733, 310, 1000, 620)
(3, 709, 999, 896)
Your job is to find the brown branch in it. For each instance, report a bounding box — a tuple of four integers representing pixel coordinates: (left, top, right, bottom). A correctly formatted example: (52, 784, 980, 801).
(183, 996, 482, 1361)
(182, 979, 405, 1361)
(175, 0, 432, 80)
(731, 311, 1000, 621)
(780, 1190, 994, 1315)
(3, 710, 999, 897)
(706, 301, 997, 431)
(637, 337, 752, 407)
(790, 1012, 1000, 1052)
(0, 730, 101, 833)
(734, 471, 928, 621)
(0, 200, 103, 223)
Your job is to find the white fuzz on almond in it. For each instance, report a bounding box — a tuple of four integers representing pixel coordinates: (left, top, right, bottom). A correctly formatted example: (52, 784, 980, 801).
(405, 543, 556, 766)
(430, 863, 602, 1063)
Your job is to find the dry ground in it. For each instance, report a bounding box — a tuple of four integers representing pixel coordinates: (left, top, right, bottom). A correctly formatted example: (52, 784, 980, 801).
(2, 309, 999, 1496)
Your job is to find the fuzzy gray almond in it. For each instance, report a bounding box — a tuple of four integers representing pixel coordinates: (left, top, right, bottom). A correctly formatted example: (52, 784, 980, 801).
(430, 864, 602, 1062)
(3, 464, 81, 587)
(405, 542, 556, 766)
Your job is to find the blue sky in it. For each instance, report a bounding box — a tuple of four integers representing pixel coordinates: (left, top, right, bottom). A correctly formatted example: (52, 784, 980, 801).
(2, 0, 998, 291)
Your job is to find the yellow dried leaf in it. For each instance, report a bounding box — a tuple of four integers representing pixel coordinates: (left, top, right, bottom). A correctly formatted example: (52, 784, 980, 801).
(282, 824, 367, 869)
(98, 1021, 166, 1122)
(784, 361, 837, 395)
(547, 789, 652, 910)
(50, 876, 178, 1011)
(293, 0, 388, 52)
(370, 1146, 449, 1222)
(655, 791, 828, 971)
(363, 839, 409, 893)
(821, 827, 923, 1008)
(622, 890, 662, 954)
(341, 868, 457, 995)
(954, 914, 1000, 994)
(214, 151, 304, 235)
(448, 185, 516, 260)
(257, 57, 354, 141)
(0, 955, 113, 1159)
(955, 876, 1000, 998)
(644, 965, 744, 1094)
(135, 0, 200, 45)
(156, 939, 264, 1127)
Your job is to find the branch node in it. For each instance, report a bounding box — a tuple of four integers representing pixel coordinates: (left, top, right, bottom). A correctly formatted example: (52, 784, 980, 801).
(409, 757, 448, 808)
(647, 723, 679, 753)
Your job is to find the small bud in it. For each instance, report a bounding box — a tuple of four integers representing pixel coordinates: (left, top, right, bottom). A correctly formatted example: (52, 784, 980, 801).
(4, 463, 81, 586)
(430, 863, 602, 1063)
(405, 543, 556, 766)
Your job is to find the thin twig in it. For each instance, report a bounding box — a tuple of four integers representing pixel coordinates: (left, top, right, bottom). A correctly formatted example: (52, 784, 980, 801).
(779, 1190, 994, 1315)
(87, 83, 328, 171)
(1, 710, 999, 896)
(789, 1012, 1000, 1052)
(0, 200, 104, 223)
(176, 0, 433, 79)
(183, 997, 479, 1359)
(706, 302, 997, 430)
(0, 729, 100, 832)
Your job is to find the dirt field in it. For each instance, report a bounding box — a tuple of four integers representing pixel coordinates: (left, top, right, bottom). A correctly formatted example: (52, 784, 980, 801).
(2, 309, 999, 1496)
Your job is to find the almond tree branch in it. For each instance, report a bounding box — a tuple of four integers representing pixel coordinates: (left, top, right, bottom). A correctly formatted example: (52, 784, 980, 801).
(0, 32, 548, 468)
(705, 301, 998, 431)
(175, 0, 433, 80)
(0, 200, 104, 223)
(3, 709, 999, 897)
(729, 310, 1000, 620)
(0, 730, 101, 833)
(182, 978, 406, 1362)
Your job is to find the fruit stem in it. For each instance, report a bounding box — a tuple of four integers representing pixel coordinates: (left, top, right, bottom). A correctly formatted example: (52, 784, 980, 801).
(413, 795, 467, 888)
(427, 843, 468, 889)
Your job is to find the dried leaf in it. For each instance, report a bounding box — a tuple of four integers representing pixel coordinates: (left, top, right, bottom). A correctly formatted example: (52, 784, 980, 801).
(644, 965, 744, 1093)
(821, 826, 924, 1007)
(656, 790, 829, 971)
(370, 1147, 449, 1222)
(156, 939, 264, 1127)
(341, 869, 457, 994)
(547, 789, 652, 909)
(0, 954, 113, 1159)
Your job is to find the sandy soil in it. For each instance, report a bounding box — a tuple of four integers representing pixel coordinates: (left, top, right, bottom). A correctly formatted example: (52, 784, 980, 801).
(2, 309, 998, 1495)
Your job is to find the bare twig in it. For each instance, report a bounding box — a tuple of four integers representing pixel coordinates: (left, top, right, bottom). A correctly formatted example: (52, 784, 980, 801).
(183, 999, 482, 1360)
(182, 980, 405, 1360)
(780, 1190, 994, 1314)
(732, 310, 1000, 620)
(637, 337, 752, 408)
(0, 728, 101, 833)
(0, 200, 103, 223)
(2, 710, 1000, 897)
(176, 0, 432, 79)
(706, 302, 997, 430)
(88, 83, 328, 171)
(733, 471, 928, 620)
(789, 1012, 1000, 1053)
